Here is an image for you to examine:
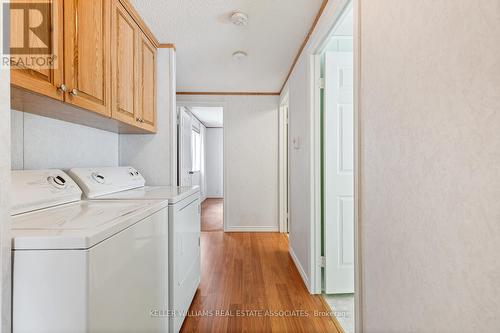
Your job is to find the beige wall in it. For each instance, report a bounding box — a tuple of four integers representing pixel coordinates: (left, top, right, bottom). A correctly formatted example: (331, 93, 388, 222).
(284, 0, 500, 330)
(360, 0, 500, 331)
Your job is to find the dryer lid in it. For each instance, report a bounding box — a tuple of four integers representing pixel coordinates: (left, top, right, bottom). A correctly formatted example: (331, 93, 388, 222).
(95, 186, 200, 204)
(68, 167, 146, 198)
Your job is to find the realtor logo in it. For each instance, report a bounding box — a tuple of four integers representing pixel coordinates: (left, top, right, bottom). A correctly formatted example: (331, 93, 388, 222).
(3, 1, 57, 69)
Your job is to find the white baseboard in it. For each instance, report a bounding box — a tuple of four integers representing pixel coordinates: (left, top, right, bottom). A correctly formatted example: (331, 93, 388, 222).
(289, 246, 311, 292)
(224, 226, 279, 232)
(206, 196, 223, 199)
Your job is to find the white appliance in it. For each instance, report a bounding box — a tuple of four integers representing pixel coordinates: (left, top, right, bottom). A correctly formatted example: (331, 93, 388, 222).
(11, 170, 169, 333)
(68, 167, 201, 333)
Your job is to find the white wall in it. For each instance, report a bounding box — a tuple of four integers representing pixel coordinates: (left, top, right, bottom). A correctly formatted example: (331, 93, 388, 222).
(286, 53, 313, 288)
(11, 110, 118, 170)
(120, 49, 176, 186)
(0, 3, 12, 330)
(178, 95, 279, 232)
(205, 128, 223, 198)
(359, 1, 500, 332)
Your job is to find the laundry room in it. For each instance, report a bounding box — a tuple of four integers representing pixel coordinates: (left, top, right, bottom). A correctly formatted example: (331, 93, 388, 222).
(4, 1, 280, 330)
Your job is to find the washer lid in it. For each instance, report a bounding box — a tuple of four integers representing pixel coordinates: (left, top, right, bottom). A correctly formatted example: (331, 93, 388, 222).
(11, 199, 168, 250)
(11, 170, 82, 216)
(92, 186, 200, 204)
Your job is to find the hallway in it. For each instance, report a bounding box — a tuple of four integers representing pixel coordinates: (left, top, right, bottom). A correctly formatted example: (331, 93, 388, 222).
(201, 199, 224, 232)
(181, 201, 341, 332)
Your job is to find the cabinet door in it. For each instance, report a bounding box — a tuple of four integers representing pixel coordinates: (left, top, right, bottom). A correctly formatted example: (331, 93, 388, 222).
(111, 0, 139, 126)
(138, 33, 157, 132)
(64, 0, 111, 116)
(10, 0, 64, 100)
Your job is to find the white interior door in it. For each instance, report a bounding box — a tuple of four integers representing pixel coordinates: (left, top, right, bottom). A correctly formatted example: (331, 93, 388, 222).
(179, 108, 193, 186)
(324, 51, 355, 294)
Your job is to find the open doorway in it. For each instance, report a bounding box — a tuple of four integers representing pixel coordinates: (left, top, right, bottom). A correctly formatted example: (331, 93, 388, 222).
(319, 4, 355, 333)
(178, 105, 225, 232)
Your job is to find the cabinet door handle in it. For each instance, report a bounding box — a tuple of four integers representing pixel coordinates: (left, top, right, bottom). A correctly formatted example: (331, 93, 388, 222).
(136, 117, 143, 123)
(57, 84, 67, 93)
(69, 88, 78, 96)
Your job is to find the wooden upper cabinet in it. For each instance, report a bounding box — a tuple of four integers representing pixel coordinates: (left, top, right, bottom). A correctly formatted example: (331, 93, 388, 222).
(138, 33, 157, 132)
(10, 0, 65, 100)
(10, 0, 158, 133)
(64, 0, 111, 116)
(111, 0, 139, 126)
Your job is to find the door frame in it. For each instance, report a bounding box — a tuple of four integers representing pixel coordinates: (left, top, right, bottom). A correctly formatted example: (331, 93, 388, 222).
(176, 100, 227, 231)
(279, 92, 290, 233)
(307, 0, 362, 331)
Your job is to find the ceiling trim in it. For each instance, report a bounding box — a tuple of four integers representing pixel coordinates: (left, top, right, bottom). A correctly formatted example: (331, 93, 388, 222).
(280, 0, 329, 93)
(177, 92, 280, 96)
(158, 43, 176, 50)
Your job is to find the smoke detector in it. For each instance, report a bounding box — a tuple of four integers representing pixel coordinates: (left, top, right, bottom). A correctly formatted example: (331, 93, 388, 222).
(232, 51, 248, 61)
(230, 12, 249, 26)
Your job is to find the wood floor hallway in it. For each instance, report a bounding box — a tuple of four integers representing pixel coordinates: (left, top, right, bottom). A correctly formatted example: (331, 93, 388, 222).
(201, 199, 224, 232)
(180, 200, 342, 333)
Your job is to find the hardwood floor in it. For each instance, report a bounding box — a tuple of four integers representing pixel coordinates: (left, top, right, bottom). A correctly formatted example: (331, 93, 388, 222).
(201, 199, 224, 232)
(180, 203, 342, 333)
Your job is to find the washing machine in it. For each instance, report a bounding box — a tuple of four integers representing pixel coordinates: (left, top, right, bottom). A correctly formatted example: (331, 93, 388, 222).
(68, 167, 201, 333)
(11, 169, 169, 333)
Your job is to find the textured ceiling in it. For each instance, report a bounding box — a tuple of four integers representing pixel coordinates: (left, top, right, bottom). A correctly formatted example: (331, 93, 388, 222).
(130, 0, 323, 92)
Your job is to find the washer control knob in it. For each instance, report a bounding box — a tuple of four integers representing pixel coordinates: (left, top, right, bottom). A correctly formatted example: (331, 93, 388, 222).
(91, 172, 105, 184)
(47, 175, 67, 189)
